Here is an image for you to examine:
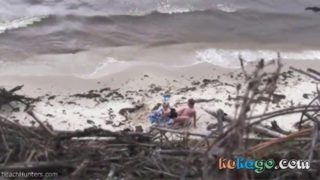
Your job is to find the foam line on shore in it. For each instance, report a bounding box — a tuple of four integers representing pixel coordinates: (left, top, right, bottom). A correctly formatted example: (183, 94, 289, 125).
(0, 16, 47, 34)
(196, 48, 320, 68)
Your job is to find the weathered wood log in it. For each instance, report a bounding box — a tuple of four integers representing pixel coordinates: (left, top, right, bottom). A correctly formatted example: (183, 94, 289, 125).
(239, 55, 248, 79)
(150, 126, 213, 138)
(56, 127, 151, 144)
(307, 68, 320, 77)
(70, 159, 89, 179)
(290, 67, 320, 81)
(203, 108, 285, 138)
(27, 109, 56, 137)
(252, 125, 285, 138)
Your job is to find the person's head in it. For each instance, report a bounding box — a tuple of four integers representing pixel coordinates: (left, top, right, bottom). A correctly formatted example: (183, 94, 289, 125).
(188, 99, 195, 108)
(162, 102, 170, 109)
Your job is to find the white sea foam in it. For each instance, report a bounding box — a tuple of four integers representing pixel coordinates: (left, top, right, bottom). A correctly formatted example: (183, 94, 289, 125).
(216, 3, 239, 13)
(0, 16, 47, 34)
(157, 7, 194, 14)
(86, 57, 128, 78)
(196, 49, 320, 68)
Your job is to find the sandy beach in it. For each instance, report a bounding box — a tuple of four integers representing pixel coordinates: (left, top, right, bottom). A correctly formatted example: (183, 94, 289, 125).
(0, 58, 319, 135)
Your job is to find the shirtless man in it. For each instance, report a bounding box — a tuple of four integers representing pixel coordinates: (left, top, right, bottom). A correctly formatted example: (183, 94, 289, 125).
(174, 99, 197, 128)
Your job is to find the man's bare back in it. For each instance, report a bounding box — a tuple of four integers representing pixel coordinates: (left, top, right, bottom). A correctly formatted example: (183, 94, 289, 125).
(178, 107, 196, 118)
(174, 99, 197, 128)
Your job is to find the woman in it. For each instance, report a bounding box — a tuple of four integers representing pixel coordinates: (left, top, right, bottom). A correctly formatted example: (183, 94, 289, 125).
(148, 102, 171, 125)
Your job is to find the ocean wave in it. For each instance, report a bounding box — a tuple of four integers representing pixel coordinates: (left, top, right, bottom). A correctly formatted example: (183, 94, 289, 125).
(85, 57, 129, 78)
(0, 16, 47, 34)
(0, 9, 234, 34)
(216, 3, 240, 13)
(196, 49, 320, 68)
(1, 0, 319, 26)
(157, 8, 198, 14)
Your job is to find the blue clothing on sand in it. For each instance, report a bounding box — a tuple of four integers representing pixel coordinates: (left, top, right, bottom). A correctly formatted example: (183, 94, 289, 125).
(148, 107, 163, 124)
(148, 106, 173, 126)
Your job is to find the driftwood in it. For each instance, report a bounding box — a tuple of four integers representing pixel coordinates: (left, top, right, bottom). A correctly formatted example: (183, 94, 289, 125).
(239, 55, 248, 79)
(290, 66, 320, 81)
(203, 108, 286, 138)
(270, 120, 291, 135)
(0, 86, 36, 110)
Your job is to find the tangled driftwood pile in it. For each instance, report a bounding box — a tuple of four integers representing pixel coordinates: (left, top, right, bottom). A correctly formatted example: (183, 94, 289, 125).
(0, 56, 320, 179)
(0, 85, 36, 110)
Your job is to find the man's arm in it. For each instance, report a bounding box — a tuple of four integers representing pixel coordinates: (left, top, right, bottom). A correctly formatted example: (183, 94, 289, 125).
(177, 108, 185, 116)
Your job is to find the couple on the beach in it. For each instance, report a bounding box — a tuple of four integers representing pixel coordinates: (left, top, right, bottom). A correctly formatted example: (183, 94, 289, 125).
(148, 97, 197, 128)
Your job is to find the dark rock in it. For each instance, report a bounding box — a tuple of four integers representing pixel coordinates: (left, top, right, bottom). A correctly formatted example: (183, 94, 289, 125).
(135, 125, 143, 133)
(30, 120, 36, 126)
(154, 87, 162, 92)
(224, 83, 235, 87)
(66, 101, 77, 105)
(73, 92, 101, 99)
(191, 81, 201, 86)
(177, 86, 196, 93)
(272, 94, 286, 104)
(100, 87, 111, 93)
(46, 114, 54, 118)
(105, 91, 124, 100)
(105, 120, 113, 125)
(303, 94, 310, 99)
(201, 79, 220, 87)
(306, 6, 320, 13)
(48, 96, 56, 100)
(12, 107, 20, 112)
(88, 90, 98, 94)
(149, 84, 162, 93)
(123, 128, 132, 132)
(207, 123, 216, 131)
(126, 90, 137, 94)
(87, 120, 95, 125)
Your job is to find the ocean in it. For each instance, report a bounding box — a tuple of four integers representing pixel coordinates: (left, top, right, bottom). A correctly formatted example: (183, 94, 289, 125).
(0, 0, 320, 76)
